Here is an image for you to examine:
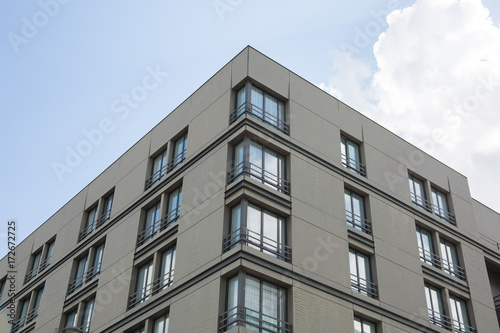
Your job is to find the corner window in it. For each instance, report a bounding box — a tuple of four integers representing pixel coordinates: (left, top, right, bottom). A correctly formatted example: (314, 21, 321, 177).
(354, 316, 376, 333)
(349, 249, 377, 299)
(431, 188, 455, 224)
(224, 200, 290, 262)
(11, 286, 44, 332)
(341, 136, 366, 176)
(232, 82, 289, 134)
(344, 189, 371, 234)
(228, 138, 289, 194)
(220, 273, 290, 333)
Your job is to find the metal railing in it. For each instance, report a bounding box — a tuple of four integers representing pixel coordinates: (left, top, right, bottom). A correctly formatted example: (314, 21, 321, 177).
(67, 263, 102, 294)
(95, 209, 112, 228)
(128, 270, 174, 309)
(136, 209, 180, 246)
(230, 102, 290, 135)
(350, 274, 378, 299)
(223, 227, 291, 262)
(228, 161, 290, 194)
(427, 309, 476, 333)
(494, 295, 500, 309)
(341, 154, 366, 176)
(38, 256, 51, 272)
(418, 247, 442, 268)
(219, 306, 292, 333)
(25, 256, 53, 283)
(433, 205, 456, 225)
(346, 210, 372, 234)
(411, 193, 432, 212)
(442, 258, 467, 281)
(11, 306, 39, 333)
(145, 151, 186, 190)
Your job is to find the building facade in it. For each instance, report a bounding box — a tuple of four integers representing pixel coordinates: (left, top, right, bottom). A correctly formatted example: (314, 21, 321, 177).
(1, 46, 500, 333)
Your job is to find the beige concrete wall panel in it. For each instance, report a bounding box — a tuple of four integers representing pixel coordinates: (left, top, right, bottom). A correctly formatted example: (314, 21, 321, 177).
(191, 63, 232, 119)
(451, 195, 478, 237)
(248, 48, 289, 99)
(150, 100, 190, 154)
(339, 102, 363, 141)
(113, 159, 149, 215)
(471, 300, 500, 333)
(231, 48, 249, 88)
(289, 101, 340, 163)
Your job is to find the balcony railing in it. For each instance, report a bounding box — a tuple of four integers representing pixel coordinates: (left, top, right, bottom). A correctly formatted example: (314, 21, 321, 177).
(341, 154, 366, 176)
(145, 151, 186, 190)
(95, 209, 112, 228)
(418, 247, 442, 268)
(67, 263, 102, 294)
(128, 270, 174, 309)
(223, 227, 291, 262)
(230, 102, 290, 135)
(350, 274, 378, 299)
(346, 210, 372, 234)
(411, 193, 432, 212)
(442, 258, 466, 281)
(38, 256, 51, 272)
(11, 306, 40, 333)
(25, 257, 53, 283)
(433, 205, 456, 225)
(427, 309, 476, 333)
(494, 295, 500, 309)
(78, 209, 112, 242)
(136, 209, 180, 246)
(228, 161, 290, 194)
(219, 306, 292, 333)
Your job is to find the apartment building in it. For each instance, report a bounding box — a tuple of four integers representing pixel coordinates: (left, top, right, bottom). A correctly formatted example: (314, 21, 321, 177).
(1, 46, 500, 333)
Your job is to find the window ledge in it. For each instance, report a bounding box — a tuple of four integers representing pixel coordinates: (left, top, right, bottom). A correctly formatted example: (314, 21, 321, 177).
(421, 264, 469, 293)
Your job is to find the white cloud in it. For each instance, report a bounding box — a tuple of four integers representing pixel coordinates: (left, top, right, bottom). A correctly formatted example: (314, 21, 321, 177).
(319, 0, 500, 212)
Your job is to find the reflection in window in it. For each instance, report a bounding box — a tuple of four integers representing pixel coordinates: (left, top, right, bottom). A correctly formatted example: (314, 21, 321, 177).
(345, 189, 370, 234)
(341, 136, 365, 176)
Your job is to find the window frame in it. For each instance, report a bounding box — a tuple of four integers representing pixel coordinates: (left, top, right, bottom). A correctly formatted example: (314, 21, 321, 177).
(62, 295, 95, 333)
(344, 188, 371, 234)
(11, 285, 44, 332)
(354, 316, 377, 333)
(431, 187, 455, 224)
(409, 174, 431, 211)
(341, 135, 366, 176)
(349, 248, 377, 299)
(232, 82, 289, 134)
(67, 241, 105, 294)
(224, 200, 290, 262)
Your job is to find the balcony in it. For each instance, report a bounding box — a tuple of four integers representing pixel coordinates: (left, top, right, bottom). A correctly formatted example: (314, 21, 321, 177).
(228, 161, 290, 195)
(494, 295, 500, 309)
(346, 210, 372, 234)
(419, 248, 467, 281)
(427, 309, 476, 333)
(350, 274, 378, 299)
(411, 193, 432, 212)
(128, 271, 174, 309)
(67, 263, 102, 294)
(230, 102, 290, 135)
(145, 150, 186, 190)
(219, 306, 292, 333)
(442, 258, 467, 281)
(419, 247, 442, 268)
(223, 227, 291, 262)
(341, 153, 366, 177)
(136, 209, 180, 246)
(433, 205, 456, 225)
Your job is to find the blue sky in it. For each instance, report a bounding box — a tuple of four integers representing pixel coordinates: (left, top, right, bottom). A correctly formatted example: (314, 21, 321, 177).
(1, 0, 500, 259)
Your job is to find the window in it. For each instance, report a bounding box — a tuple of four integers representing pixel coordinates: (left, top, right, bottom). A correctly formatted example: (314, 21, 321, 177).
(137, 186, 182, 247)
(432, 187, 455, 224)
(416, 226, 440, 267)
(354, 316, 376, 333)
(63, 296, 95, 333)
(130, 327, 145, 333)
(344, 189, 371, 234)
(25, 239, 55, 283)
(409, 175, 430, 211)
(129, 245, 176, 309)
(11, 286, 44, 332)
(232, 83, 288, 134)
(170, 132, 187, 171)
(148, 149, 168, 188)
(220, 273, 290, 333)
(79, 191, 114, 241)
(138, 202, 161, 246)
(25, 250, 42, 283)
(68, 242, 105, 294)
(449, 295, 473, 333)
(341, 136, 366, 176)
(440, 239, 466, 280)
(424, 283, 447, 329)
(349, 249, 377, 298)
(224, 200, 289, 261)
(228, 139, 289, 194)
(154, 313, 170, 333)
(95, 192, 113, 228)
(0, 277, 5, 301)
